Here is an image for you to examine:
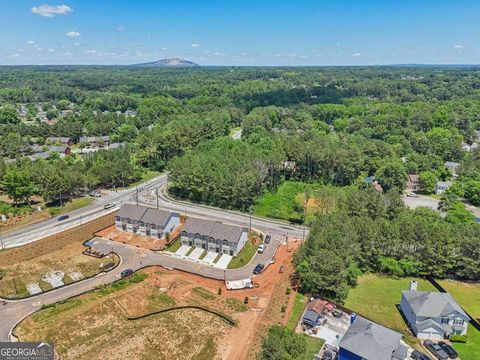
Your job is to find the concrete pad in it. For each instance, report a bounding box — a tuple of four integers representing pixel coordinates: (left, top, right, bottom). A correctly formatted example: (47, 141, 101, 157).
(188, 247, 204, 260)
(202, 251, 218, 265)
(213, 254, 232, 269)
(175, 245, 191, 257)
(312, 327, 344, 347)
(26, 283, 42, 295)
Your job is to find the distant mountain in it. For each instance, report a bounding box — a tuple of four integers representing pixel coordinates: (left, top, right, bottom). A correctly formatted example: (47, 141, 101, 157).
(132, 58, 200, 68)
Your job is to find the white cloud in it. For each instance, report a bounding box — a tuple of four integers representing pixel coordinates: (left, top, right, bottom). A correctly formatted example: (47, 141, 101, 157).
(213, 52, 224, 56)
(453, 44, 464, 49)
(47, 48, 55, 52)
(73, 42, 80, 46)
(31, 4, 73, 18)
(191, 43, 200, 48)
(27, 40, 35, 45)
(116, 26, 125, 32)
(351, 53, 362, 57)
(66, 31, 81, 37)
(85, 49, 98, 54)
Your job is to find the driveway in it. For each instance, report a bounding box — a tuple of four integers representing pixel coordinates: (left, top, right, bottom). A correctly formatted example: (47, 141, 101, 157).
(402, 194, 439, 210)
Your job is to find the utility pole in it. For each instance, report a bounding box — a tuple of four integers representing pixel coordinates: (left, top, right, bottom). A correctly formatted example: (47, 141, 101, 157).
(156, 187, 159, 209)
(59, 191, 63, 207)
(0, 229, 4, 250)
(136, 185, 139, 205)
(248, 205, 252, 230)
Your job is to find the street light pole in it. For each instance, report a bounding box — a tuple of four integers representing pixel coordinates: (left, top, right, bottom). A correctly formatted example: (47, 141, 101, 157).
(249, 205, 252, 230)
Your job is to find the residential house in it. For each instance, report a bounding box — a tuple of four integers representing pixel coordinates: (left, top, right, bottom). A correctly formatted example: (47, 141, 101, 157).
(125, 109, 137, 117)
(407, 174, 420, 192)
(180, 217, 248, 256)
(444, 161, 460, 176)
(434, 181, 452, 195)
(115, 204, 180, 239)
(30, 145, 71, 157)
(338, 316, 408, 360)
(108, 143, 125, 150)
(79, 136, 110, 148)
(400, 281, 469, 340)
(45, 137, 74, 146)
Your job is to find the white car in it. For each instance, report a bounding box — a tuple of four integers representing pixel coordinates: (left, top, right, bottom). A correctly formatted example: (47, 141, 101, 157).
(258, 244, 266, 254)
(406, 192, 418, 198)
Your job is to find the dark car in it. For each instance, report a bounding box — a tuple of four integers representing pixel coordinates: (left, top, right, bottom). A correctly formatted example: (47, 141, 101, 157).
(423, 340, 449, 360)
(57, 214, 69, 221)
(321, 350, 334, 360)
(265, 234, 271, 244)
(411, 349, 432, 360)
(438, 342, 458, 359)
(253, 264, 265, 275)
(332, 309, 343, 318)
(120, 269, 134, 278)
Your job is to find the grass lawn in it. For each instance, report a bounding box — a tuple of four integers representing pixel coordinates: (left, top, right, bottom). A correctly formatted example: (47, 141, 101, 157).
(437, 280, 480, 360)
(344, 274, 437, 347)
(438, 280, 480, 320)
(47, 197, 95, 216)
(287, 292, 308, 331)
(451, 324, 480, 360)
(185, 247, 194, 257)
(199, 250, 208, 260)
(305, 336, 324, 358)
(229, 126, 241, 136)
(227, 241, 259, 269)
(166, 238, 182, 253)
(213, 254, 222, 263)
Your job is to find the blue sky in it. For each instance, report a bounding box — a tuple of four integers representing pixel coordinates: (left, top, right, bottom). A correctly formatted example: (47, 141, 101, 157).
(1, 0, 479, 65)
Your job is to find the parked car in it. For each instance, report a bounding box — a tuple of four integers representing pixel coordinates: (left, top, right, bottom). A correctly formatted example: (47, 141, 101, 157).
(57, 214, 69, 221)
(253, 263, 265, 275)
(423, 340, 449, 360)
(89, 191, 101, 197)
(407, 192, 419, 197)
(258, 244, 266, 253)
(120, 269, 134, 278)
(264, 234, 271, 244)
(437, 342, 458, 359)
(103, 202, 116, 209)
(411, 349, 432, 360)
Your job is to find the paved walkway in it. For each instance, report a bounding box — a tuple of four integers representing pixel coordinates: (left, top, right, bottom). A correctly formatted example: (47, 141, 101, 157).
(187, 248, 204, 261)
(201, 252, 217, 265)
(214, 254, 232, 269)
(174, 245, 191, 257)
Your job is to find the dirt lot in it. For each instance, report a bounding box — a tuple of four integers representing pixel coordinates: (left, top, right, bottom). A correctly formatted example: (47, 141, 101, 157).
(96, 225, 168, 251)
(14, 237, 303, 360)
(0, 241, 119, 299)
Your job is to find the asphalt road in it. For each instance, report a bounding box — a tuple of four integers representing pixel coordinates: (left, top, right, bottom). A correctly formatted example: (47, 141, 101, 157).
(1, 175, 167, 249)
(0, 173, 307, 341)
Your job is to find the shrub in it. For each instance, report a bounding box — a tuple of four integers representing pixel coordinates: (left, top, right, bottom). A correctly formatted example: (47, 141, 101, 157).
(286, 287, 291, 295)
(450, 334, 467, 343)
(218, 287, 222, 295)
(244, 296, 249, 304)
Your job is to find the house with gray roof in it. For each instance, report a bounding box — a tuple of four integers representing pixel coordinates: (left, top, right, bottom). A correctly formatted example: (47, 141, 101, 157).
(434, 181, 452, 195)
(79, 136, 110, 148)
(338, 316, 408, 360)
(115, 204, 180, 239)
(444, 161, 460, 176)
(400, 281, 469, 340)
(180, 217, 248, 256)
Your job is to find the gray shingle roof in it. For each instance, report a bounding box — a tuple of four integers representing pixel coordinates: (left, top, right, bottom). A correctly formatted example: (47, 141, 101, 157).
(183, 217, 247, 242)
(402, 291, 468, 318)
(183, 217, 217, 236)
(339, 316, 402, 360)
(117, 204, 148, 221)
(141, 208, 178, 227)
(210, 222, 247, 243)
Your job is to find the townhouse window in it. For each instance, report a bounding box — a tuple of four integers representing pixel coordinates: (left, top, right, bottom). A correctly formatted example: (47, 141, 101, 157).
(454, 319, 464, 325)
(441, 318, 449, 324)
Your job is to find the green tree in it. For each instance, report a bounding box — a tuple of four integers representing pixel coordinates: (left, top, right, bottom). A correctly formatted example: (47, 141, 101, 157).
(419, 171, 437, 194)
(0, 104, 19, 124)
(1, 168, 36, 204)
(375, 161, 407, 192)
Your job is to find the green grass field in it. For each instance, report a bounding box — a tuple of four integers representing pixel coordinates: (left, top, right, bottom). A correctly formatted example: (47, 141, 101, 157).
(344, 274, 437, 347)
(437, 280, 480, 360)
(166, 238, 182, 253)
(47, 196, 95, 216)
(287, 293, 308, 331)
(227, 241, 259, 269)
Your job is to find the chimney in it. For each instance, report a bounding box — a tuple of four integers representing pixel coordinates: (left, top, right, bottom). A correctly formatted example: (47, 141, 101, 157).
(409, 280, 418, 291)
